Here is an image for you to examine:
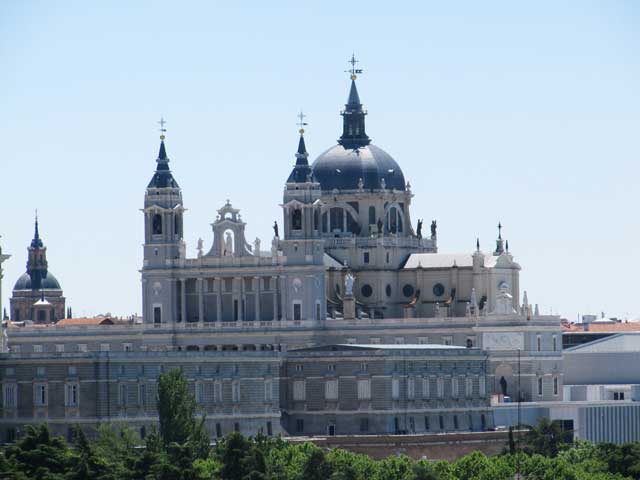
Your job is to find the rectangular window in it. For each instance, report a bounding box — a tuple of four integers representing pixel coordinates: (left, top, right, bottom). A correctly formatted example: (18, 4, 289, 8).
(124, 343, 133, 352)
(363, 252, 370, 264)
(55, 344, 64, 353)
(293, 303, 302, 321)
(34, 383, 48, 406)
(357, 379, 371, 400)
(293, 380, 306, 401)
(409, 417, 415, 433)
(407, 377, 415, 399)
(479, 376, 486, 396)
(33, 345, 43, 353)
(451, 377, 459, 398)
(424, 416, 430, 431)
(214, 381, 222, 403)
(418, 337, 428, 345)
(394, 337, 405, 345)
(439, 415, 444, 430)
(325, 380, 339, 400)
(264, 380, 273, 402)
(65, 383, 79, 407)
(370, 337, 380, 344)
(139, 384, 146, 405)
(466, 377, 473, 398)
(537, 377, 543, 396)
(453, 415, 459, 430)
(68, 366, 77, 376)
(392, 378, 400, 400)
(553, 377, 559, 396)
(346, 338, 356, 345)
(442, 336, 453, 346)
(537, 335, 542, 352)
(267, 421, 273, 436)
(119, 384, 127, 405)
(552, 336, 557, 352)
(437, 377, 444, 398)
(3, 384, 17, 408)
(153, 306, 162, 324)
(360, 418, 369, 432)
(296, 419, 304, 433)
(315, 303, 321, 321)
(232, 381, 240, 403)
(215, 423, 222, 438)
(422, 377, 430, 399)
(36, 366, 46, 376)
(196, 382, 204, 404)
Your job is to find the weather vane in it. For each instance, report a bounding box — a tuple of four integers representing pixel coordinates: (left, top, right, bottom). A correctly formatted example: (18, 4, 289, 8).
(158, 117, 167, 140)
(345, 53, 363, 80)
(296, 111, 308, 134)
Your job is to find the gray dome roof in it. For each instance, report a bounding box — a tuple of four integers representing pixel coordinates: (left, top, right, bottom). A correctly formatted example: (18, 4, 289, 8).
(13, 272, 61, 291)
(311, 144, 406, 191)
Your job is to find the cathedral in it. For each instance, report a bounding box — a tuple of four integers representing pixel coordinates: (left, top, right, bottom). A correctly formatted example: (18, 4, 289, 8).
(0, 61, 563, 441)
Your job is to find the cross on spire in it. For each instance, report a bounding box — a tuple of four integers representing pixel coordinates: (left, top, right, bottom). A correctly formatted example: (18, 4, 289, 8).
(345, 53, 363, 80)
(158, 117, 167, 140)
(296, 110, 308, 134)
(498, 222, 502, 239)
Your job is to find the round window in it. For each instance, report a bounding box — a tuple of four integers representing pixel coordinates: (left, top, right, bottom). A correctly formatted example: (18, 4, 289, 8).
(402, 284, 415, 297)
(361, 284, 373, 297)
(432, 283, 445, 297)
(385, 284, 392, 297)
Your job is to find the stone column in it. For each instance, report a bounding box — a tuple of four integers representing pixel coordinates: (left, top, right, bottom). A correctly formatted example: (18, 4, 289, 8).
(197, 278, 204, 324)
(180, 279, 187, 323)
(254, 277, 260, 322)
(280, 275, 287, 321)
(216, 278, 222, 322)
(235, 277, 243, 321)
(272, 276, 278, 321)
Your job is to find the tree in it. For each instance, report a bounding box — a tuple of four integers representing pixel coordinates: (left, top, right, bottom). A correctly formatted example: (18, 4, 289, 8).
(157, 368, 199, 445)
(522, 418, 573, 458)
(218, 432, 250, 480)
(69, 426, 112, 480)
(7, 424, 74, 480)
(301, 447, 332, 480)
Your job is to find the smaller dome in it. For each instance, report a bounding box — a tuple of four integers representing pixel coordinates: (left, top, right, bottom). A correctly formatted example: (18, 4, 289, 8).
(13, 272, 61, 291)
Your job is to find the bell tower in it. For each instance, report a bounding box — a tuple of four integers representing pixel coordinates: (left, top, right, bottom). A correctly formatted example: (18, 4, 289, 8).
(281, 114, 323, 242)
(141, 119, 185, 324)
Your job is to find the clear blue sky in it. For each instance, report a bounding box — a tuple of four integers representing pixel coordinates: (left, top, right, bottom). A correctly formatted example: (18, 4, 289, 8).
(1, 1, 638, 320)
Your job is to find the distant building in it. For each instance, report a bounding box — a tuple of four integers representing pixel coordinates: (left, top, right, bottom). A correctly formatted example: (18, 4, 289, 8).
(9, 218, 65, 324)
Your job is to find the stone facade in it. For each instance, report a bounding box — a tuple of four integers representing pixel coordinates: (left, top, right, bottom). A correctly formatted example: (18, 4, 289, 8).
(0, 69, 565, 441)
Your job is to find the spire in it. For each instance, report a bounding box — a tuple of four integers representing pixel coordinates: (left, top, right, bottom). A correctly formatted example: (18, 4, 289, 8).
(476, 237, 480, 252)
(287, 112, 314, 183)
(147, 118, 179, 189)
(494, 222, 505, 255)
(338, 54, 370, 150)
(31, 211, 43, 248)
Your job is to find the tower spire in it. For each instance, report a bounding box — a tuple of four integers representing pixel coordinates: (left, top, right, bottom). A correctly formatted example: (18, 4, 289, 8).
(31, 210, 43, 248)
(494, 222, 505, 255)
(287, 111, 313, 183)
(147, 117, 179, 189)
(338, 54, 370, 149)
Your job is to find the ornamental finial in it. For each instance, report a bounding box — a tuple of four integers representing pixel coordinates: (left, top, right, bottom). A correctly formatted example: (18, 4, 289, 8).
(345, 53, 363, 80)
(296, 110, 308, 135)
(158, 117, 167, 140)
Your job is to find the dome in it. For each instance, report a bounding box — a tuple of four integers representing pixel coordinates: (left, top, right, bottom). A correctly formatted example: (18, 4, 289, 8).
(311, 144, 406, 191)
(13, 272, 61, 291)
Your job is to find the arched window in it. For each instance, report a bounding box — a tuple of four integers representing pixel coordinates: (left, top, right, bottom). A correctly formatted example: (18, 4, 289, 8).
(174, 215, 181, 236)
(314, 209, 319, 231)
(330, 208, 344, 232)
(152, 214, 162, 235)
(388, 207, 397, 233)
(368, 206, 376, 225)
(292, 209, 302, 230)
